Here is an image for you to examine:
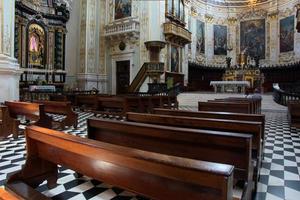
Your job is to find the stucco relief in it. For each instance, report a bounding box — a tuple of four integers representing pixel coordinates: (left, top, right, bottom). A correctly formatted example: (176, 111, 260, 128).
(79, 0, 87, 73)
(139, 8, 149, 64)
(3, 25, 11, 56)
(279, 52, 295, 63)
(238, 9, 268, 21)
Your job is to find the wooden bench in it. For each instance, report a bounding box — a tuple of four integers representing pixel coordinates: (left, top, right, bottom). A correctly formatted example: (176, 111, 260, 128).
(87, 118, 254, 199)
(212, 98, 261, 114)
(34, 100, 78, 129)
(199, 101, 251, 114)
(93, 96, 132, 116)
(154, 108, 265, 140)
(0, 105, 18, 139)
(6, 126, 235, 200)
(5, 101, 52, 131)
(126, 112, 262, 188)
(288, 100, 300, 128)
(227, 98, 261, 114)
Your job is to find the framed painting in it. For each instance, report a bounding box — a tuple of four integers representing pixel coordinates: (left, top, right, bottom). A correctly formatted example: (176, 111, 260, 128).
(240, 19, 265, 59)
(214, 25, 227, 55)
(280, 16, 294, 53)
(115, 0, 132, 20)
(171, 46, 179, 72)
(196, 20, 205, 54)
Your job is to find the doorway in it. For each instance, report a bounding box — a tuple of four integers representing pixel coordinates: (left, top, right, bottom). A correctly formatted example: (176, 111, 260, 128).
(116, 60, 130, 94)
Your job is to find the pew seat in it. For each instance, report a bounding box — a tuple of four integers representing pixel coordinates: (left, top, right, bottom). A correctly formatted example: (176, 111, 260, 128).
(7, 126, 235, 200)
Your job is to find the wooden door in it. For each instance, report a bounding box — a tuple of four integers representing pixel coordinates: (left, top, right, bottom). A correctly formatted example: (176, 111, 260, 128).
(116, 60, 130, 94)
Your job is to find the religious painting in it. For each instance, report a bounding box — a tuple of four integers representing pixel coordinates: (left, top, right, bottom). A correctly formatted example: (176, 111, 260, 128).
(214, 25, 227, 55)
(196, 20, 205, 54)
(240, 19, 265, 59)
(115, 0, 131, 20)
(280, 16, 294, 53)
(171, 46, 179, 72)
(28, 24, 46, 68)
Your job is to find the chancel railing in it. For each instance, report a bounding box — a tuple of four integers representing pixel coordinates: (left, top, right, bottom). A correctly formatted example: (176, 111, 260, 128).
(273, 83, 300, 106)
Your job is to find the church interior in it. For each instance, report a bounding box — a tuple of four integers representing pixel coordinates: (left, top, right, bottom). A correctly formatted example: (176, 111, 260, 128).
(1, 0, 300, 199)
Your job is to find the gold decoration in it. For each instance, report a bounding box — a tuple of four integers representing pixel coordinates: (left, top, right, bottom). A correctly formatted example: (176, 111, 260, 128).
(268, 11, 278, 20)
(227, 17, 237, 25)
(205, 14, 213, 23)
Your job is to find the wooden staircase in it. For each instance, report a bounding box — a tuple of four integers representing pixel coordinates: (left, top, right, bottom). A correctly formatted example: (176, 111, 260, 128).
(128, 62, 164, 93)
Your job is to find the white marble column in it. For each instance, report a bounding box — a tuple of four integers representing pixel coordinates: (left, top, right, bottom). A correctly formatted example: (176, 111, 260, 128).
(227, 18, 237, 65)
(0, 0, 21, 102)
(77, 0, 102, 91)
(205, 22, 214, 63)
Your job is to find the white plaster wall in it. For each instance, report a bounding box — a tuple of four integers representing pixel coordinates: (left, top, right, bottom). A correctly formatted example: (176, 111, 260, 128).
(65, 0, 81, 89)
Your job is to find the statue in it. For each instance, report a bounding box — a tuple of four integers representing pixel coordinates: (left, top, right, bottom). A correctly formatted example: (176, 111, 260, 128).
(226, 57, 232, 68)
(254, 55, 260, 68)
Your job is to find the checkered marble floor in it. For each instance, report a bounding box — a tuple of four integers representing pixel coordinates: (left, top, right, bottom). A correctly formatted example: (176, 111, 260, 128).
(1, 109, 300, 200)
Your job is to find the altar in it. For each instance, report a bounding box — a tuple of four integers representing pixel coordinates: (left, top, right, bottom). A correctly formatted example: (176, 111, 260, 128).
(210, 81, 250, 93)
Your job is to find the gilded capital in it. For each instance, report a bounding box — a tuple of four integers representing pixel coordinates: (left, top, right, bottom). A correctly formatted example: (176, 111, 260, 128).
(268, 11, 278, 20)
(205, 14, 214, 23)
(227, 17, 237, 25)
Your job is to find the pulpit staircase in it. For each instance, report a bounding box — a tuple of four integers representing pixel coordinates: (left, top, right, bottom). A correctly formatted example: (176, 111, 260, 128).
(128, 62, 164, 93)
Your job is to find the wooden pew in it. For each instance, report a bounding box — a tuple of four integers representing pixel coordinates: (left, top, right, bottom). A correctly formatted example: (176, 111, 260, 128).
(212, 98, 261, 114)
(0, 105, 19, 139)
(34, 100, 78, 129)
(93, 96, 131, 116)
(126, 112, 262, 187)
(226, 98, 261, 114)
(49, 94, 68, 102)
(5, 101, 52, 130)
(288, 100, 300, 128)
(7, 126, 235, 200)
(153, 108, 265, 141)
(74, 94, 98, 110)
(87, 118, 254, 199)
(199, 101, 251, 114)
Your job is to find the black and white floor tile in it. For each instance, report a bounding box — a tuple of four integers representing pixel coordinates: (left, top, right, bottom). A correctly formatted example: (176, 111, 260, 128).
(1, 109, 300, 200)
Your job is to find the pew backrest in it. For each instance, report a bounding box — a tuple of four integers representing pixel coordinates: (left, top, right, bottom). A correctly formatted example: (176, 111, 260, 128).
(153, 108, 265, 140)
(199, 101, 251, 114)
(87, 118, 253, 183)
